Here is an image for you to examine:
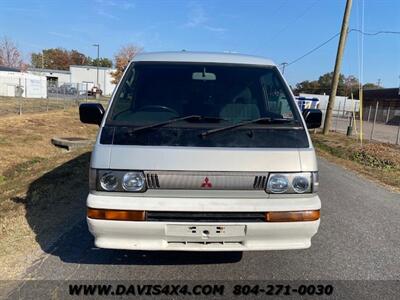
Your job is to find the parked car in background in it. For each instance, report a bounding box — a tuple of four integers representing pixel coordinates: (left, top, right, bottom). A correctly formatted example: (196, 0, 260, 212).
(58, 83, 77, 95)
(47, 84, 58, 94)
(87, 86, 103, 96)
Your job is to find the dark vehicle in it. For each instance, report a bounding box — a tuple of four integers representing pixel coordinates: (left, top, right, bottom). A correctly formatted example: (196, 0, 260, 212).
(58, 83, 77, 95)
(87, 86, 103, 96)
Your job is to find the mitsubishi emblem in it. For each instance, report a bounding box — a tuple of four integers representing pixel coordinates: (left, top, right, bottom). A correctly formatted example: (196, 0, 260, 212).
(201, 177, 212, 188)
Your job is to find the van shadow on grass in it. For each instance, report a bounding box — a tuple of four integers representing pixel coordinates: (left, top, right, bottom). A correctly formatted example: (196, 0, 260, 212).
(13, 152, 242, 267)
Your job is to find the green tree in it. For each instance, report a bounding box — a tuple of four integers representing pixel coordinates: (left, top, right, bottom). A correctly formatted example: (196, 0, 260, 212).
(70, 49, 90, 65)
(294, 80, 320, 94)
(343, 75, 360, 95)
(316, 72, 346, 95)
(31, 48, 72, 70)
(294, 72, 360, 96)
(89, 57, 113, 68)
(363, 83, 382, 90)
(30, 48, 113, 70)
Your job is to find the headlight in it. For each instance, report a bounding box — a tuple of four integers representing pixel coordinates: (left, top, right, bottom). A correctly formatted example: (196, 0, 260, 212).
(95, 170, 147, 192)
(266, 174, 289, 193)
(100, 172, 119, 191)
(292, 175, 309, 193)
(122, 172, 145, 191)
(266, 172, 314, 194)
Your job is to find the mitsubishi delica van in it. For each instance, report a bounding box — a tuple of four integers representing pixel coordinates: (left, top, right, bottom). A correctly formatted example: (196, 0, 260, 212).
(79, 52, 323, 251)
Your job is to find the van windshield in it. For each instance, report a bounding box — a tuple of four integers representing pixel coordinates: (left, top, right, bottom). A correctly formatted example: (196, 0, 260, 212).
(107, 63, 301, 126)
(102, 62, 308, 148)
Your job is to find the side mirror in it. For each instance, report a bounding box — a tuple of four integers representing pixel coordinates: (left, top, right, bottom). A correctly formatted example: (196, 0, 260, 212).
(79, 103, 105, 126)
(302, 109, 322, 129)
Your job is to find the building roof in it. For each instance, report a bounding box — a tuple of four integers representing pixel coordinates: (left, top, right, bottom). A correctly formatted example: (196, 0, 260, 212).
(0, 66, 20, 72)
(28, 65, 114, 74)
(133, 51, 276, 66)
(362, 88, 400, 100)
(69, 65, 114, 70)
(28, 67, 71, 74)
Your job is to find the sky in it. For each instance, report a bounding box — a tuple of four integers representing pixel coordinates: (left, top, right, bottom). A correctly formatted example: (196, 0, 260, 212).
(0, 0, 399, 87)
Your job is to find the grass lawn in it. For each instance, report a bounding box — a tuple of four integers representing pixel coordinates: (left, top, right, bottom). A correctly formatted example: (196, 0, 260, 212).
(311, 132, 400, 192)
(0, 108, 98, 279)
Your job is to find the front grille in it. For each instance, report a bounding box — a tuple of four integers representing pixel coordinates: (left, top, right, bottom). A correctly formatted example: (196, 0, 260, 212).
(253, 176, 267, 189)
(143, 171, 268, 190)
(146, 211, 265, 222)
(146, 173, 160, 189)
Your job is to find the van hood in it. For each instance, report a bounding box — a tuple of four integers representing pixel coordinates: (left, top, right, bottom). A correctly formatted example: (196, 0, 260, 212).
(91, 144, 317, 172)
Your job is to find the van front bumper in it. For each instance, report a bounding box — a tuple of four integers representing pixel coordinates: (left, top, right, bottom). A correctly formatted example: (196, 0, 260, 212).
(88, 218, 319, 251)
(86, 193, 321, 251)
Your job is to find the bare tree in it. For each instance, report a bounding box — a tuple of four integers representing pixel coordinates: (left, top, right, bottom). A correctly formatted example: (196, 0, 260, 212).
(111, 44, 142, 84)
(0, 37, 24, 69)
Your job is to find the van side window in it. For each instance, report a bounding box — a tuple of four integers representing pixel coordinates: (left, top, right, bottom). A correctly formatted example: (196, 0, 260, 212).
(260, 73, 294, 119)
(112, 68, 136, 116)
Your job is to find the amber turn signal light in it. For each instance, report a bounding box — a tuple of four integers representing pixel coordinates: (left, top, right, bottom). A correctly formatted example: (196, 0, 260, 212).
(87, 208, 146, 221)
(265, 210, 320, 222)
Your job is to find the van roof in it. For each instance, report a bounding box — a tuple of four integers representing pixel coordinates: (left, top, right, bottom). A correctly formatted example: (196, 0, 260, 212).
(132, 51, 276, 67)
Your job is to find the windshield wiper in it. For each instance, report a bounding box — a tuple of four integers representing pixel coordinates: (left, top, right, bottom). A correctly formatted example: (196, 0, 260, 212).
(200, 117, 297, 138)
(188, 116, 227, 122)
(128, 115, 202, 134)
(127, 115, 226, 134)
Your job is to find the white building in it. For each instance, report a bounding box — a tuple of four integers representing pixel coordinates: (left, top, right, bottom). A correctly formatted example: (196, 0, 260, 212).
(299, 93, 360, 115)
(0, 67, 47, 98)
(70, 65, 115, 96)
(27, 68, 71, 83)
(28, 65, 116, 96)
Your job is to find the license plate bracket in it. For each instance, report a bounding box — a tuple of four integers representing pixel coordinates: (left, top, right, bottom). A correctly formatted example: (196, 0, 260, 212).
(166, 224, 246, 241)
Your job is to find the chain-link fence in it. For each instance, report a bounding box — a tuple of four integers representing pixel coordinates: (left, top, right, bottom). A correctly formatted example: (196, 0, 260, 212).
(321, 106, 400, 145)
(0, 80, 109, 116)
(0, 96, 109, 117)
(46, 81, 103, 101)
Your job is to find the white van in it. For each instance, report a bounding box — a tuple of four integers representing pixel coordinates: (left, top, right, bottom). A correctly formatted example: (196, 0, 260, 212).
(79, 52, 322, 251)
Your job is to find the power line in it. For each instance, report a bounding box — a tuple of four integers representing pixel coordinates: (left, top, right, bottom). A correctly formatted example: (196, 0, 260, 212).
(286, 32, 341, 67)
(285, 28, 400, 68)
(350, 28, 400, 36)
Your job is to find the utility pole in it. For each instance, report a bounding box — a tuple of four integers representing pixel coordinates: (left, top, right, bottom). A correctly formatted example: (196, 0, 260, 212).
(323, 0, 353, 135)
(377, 78, 381, 87)
(398, 75, 400, 95)
(93, 44, 100, 88)
(280, 62, 288, 74)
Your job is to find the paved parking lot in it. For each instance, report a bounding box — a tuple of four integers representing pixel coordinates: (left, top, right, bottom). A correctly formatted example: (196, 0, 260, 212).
(332, 117, 400, 145)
